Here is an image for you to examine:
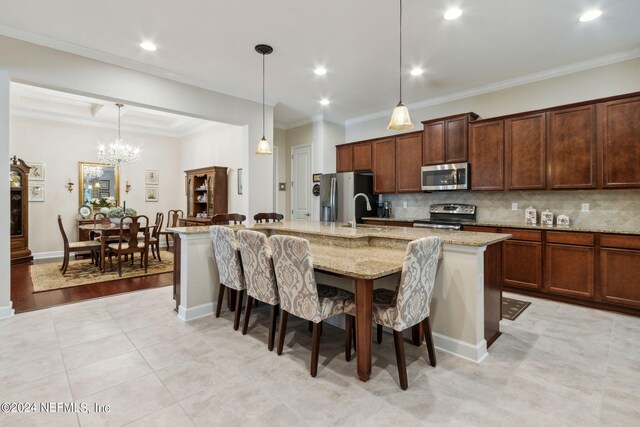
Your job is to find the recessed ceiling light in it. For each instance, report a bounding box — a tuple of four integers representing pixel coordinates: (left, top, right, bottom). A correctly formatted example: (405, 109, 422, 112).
(140, 41, 157, 52)
(579, 9, 602, 22)
(410, 67, 424, 76)
(319, 98, 330, 106)
(444, 7, 463, 20)
(314, 67, 327, 76)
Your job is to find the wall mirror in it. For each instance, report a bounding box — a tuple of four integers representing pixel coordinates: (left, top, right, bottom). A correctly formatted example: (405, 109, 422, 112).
(78, 161, 119, 207)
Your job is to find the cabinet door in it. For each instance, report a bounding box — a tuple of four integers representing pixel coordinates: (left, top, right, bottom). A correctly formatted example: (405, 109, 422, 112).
(395, 133, 422, 193)
(462, 225, 499, 233)
(600, 248, 640, 307)
(503, 240, 542, 290)
(336, 145, 353, 173)
(372, 138, 396, 193)
(548, 105, 596, 189)
(422, 121, 445, 165)
(445, 116, 469, 163)
(598, 96, 640, 188)
(469, 120, 504, 190)
(352, 141, 372, 171)
(545, 244, 595, 298)
(186, 176, 194, 217)
(386, 220, 413, 227)
(505, 113, 546, 190)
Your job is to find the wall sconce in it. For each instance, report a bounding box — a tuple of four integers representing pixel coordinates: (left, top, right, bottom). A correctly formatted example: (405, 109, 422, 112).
(125, 180, 131, 193)
(66, 178, 74, 193)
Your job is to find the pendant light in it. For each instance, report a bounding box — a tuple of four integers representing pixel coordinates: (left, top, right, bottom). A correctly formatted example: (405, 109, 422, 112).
(255, 44, 273, 155)
(388, 0, 414, 131)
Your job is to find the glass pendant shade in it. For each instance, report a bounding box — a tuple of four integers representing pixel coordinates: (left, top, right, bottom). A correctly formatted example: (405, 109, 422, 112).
(256, 136, 272, 155)
(387, 102, 414, 130)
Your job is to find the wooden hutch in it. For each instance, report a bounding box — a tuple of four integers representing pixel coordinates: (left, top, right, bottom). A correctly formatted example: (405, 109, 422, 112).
(184, 166, 228, 222)
(10, 156, 33, 264)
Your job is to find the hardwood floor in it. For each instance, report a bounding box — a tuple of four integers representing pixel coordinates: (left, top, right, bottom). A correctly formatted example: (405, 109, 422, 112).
(10, 256, 173, 314)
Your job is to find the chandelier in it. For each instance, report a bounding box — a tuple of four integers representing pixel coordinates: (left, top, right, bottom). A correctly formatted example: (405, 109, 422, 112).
(84, 166, 104, 181)
(98, 103, 141, 167)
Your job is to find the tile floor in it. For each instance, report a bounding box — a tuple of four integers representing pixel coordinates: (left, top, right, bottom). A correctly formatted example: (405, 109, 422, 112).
(1, 287, 639, 426)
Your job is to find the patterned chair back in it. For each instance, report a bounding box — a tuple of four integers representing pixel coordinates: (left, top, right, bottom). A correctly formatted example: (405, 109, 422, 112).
(210, 226, 245, 291)
(237, 230, 279, 306)
(393, 237, 441, 330)
(270, 235, 322, 322)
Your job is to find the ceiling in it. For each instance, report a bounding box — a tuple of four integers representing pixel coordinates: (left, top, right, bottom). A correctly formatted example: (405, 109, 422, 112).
(1, 0, 639, 128)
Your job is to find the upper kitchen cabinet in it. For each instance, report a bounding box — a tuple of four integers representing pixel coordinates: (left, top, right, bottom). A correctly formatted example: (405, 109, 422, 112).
(372, 137, 397, 193)
(395, 132, 423, 193)
(505, 112, 547, 190)
(598, 95, 640, 188)
(548, 105, 597, 189)
(422, 112, 478, 165)
(336, 144, 353, 173)
(469, 119, 504, 191)
(335, 140, 372, 172)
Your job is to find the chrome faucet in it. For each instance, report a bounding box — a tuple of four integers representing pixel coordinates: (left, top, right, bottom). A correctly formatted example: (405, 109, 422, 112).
(352, 193, 372, 229)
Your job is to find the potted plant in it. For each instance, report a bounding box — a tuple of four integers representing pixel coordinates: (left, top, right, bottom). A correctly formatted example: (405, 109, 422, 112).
(91, 196, 117, 214)
(107, 207, 137, 224)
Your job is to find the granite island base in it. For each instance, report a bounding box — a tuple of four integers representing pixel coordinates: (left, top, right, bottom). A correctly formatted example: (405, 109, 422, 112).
(168, 221, 511, 375)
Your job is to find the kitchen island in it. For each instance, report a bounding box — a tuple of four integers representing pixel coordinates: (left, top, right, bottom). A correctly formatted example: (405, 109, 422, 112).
(168, 221, 511, 374)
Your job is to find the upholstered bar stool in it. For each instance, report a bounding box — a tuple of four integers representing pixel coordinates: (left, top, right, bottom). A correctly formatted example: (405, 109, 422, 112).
(270, 235, 355, 377)
(210, 226, 246, 330)
(372, 236, 441, 390)
(237, 230, 280, 350)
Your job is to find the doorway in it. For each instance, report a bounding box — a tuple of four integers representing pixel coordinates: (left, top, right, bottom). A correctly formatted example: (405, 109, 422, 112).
(291, 145, 311, 220)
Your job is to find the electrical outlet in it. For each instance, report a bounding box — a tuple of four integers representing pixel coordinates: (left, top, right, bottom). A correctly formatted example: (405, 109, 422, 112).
(511, 203, 518, 211)
(402, 201, 408, 208)
(582, 203, 590, 212)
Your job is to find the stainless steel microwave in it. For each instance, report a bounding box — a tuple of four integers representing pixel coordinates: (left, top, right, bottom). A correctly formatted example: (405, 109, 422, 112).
(421, 162, 469, 191)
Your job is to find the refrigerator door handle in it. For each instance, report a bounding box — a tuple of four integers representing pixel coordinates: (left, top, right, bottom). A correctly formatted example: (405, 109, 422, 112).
(330, 177, 337, 221)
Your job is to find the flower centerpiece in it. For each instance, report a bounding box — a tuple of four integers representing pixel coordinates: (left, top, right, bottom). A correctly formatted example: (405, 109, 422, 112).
(107, 207, 137, 225)
(91, 196, 117, 214)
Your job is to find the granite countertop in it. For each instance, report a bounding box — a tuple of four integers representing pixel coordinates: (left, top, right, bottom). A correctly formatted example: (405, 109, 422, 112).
(310, 243, 405, 279)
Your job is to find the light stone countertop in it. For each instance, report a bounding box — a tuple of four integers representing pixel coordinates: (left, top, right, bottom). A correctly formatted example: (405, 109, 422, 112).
(309, 243, 405, 280)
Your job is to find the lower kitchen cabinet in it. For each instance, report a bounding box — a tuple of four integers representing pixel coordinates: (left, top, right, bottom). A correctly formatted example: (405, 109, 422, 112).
(362, 219, 413, 227)
(600, 234, 640, 308)
(545, 241, 595, 299)
(502, 229, 542, 290)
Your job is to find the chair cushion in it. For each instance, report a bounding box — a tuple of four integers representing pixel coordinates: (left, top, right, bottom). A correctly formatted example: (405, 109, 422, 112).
(317, 284, 354, 321)
(107, 242, 145, 251)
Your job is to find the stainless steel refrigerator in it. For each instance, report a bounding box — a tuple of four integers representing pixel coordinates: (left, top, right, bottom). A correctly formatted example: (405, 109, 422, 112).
(319, 172, 374, 223)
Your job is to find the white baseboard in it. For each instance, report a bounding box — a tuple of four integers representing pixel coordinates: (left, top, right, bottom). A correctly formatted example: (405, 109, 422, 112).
(0, 302, 15, 320)
(33, 250, 63, 260)
(178, 302, 214, 321)
(433, 332, 488, 363)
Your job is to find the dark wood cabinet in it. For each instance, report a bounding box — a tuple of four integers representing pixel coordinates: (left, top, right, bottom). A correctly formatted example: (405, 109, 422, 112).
(469, 120, 505, 191)
(372, 138, 397, 193)
(600, 234, 640, 308)
(185, 166, 228, 220)
(352, 141, 372, 172)
(10, 157, 32, 264)
(505, 113, 547, 190)
(548, 105, 597, 189)
(363, 219, 413, 227)
(544, 232, 595, 299)
(598, 96, 640, 188)
(422, 112, 478, 165)
(502, 229, 542, 290)
(395, 133, 422, 193)
(336, 144, 353, 173)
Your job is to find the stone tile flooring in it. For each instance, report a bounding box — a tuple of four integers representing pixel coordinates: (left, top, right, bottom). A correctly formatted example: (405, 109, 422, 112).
(1, 286, 639, 426)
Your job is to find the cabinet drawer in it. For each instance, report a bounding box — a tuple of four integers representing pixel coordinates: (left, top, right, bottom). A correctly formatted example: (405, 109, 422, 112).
(501, 228, 542, 242)
(600, 234, 640, 250)
(362, 219, 386, 226)
(546, 231, 595, 246)
(386, 221, 413, 228)
(463, 226, 499, 233)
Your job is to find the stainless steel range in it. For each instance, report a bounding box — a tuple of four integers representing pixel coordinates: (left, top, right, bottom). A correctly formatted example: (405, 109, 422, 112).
(413, 203, 476, 230)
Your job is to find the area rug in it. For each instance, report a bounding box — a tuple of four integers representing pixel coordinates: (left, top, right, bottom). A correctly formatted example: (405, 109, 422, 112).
(502, 297, 531, 320)
(31, 251, 173, 292)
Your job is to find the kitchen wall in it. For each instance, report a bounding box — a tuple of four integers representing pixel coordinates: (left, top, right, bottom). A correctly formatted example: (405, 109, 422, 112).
(273, 128, 287, 216)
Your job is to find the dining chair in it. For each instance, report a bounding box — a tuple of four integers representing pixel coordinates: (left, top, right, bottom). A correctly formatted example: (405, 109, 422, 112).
(107, 215, 150, 277)
(253, 212, 284, 223)
(270, 235, 355, 377)
(147, 212, 164, 261)
(57, 215, 102, 273)
(210, 226, 246, 330)
(237, 230, 280, 350)
(371, 236, 441, 390)
(90, 212, 118, 242)
(211, 213, 246, 225)
(158, 209, 183, 248)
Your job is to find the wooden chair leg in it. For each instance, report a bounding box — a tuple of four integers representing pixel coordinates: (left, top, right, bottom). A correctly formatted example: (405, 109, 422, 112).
(393, 330, 408, 390)
(377, 324, 383, 344)
(308, 320, 313, 333)
(345, 315, 353, 362)
(422, 317, 437, 367)
(277, 310, 289, 355)
(267, 305, 278, 351)
(157, 245, 162, 262)
(118, 254, 123, 277)
(215, 285, 225, 318)
(165, 234, 170, 249)
(412, 323, 423, 346)
(242, 295, 254, 335)
(151, 245, 157, 260)
(61, 251, 69, 274)
(233, 290, 244, 331)
(144, 249, 149, 272)
(310, 322, 321, 377)
(352, 318, 357, 351)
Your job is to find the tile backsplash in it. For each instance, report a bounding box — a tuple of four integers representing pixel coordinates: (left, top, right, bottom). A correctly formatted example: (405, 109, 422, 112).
(381, 190, 640, 230)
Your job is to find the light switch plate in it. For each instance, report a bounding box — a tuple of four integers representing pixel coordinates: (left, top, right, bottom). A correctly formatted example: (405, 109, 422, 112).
(582, 203, 589, 212)
(512, 203, 518, 211)
(402, 201, 408, 208)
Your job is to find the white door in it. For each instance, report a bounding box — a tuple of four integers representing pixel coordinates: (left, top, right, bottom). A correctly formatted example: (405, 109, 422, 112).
(291, 145, 311, 220)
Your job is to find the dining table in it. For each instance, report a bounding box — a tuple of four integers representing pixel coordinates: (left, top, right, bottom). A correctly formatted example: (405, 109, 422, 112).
(78, 222, 146, 272)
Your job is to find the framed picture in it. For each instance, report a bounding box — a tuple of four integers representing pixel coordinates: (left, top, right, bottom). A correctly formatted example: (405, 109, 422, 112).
(28, 162, 45, 181)
(28, 183, 45, 202)
(99, 191, 110, 198)
(145, 187, 159, 202)
(145, 170, 159, 185)
(237, 168, 243, 195)
(312, 173, 321, 183)
(99, 180, 110, 190)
